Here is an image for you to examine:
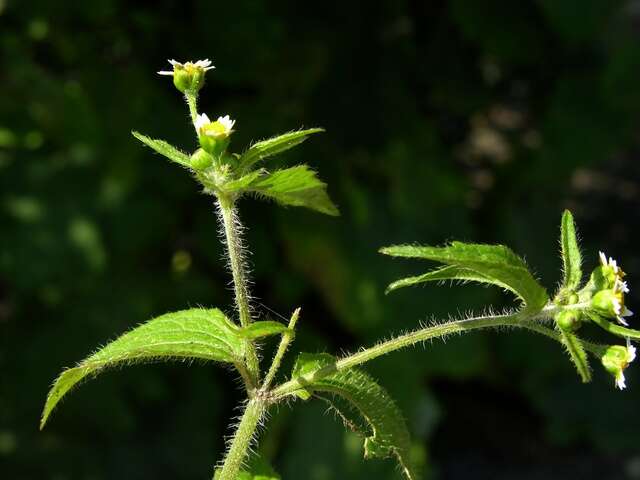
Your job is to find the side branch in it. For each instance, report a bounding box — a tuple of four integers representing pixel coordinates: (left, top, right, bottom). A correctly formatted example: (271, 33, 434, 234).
(271, 311, 607, 399)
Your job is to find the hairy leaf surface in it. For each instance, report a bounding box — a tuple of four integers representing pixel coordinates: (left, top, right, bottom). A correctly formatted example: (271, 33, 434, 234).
(291, 353, 417, 479)
(41, 308, 243, 429)
(381, 242, 548, 311)
(558, 327, 591, 382)
(238, 128, 324, 171)
(249, 165, 339, 216)
(132, 131, 191, 167)
(560, 210, 582, 290)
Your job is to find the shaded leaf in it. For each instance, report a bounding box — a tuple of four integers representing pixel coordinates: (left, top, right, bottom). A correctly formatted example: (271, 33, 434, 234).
(381, 242, 548, 311)
(132, 131, 191, 168)
(291, 353, 417, 480)
(239, 128, 324, 171)
(249, 165, 339, 216)
(240, 321, 292, 340)
(41, 308, 243, 429)
(560, 210, 582, 290)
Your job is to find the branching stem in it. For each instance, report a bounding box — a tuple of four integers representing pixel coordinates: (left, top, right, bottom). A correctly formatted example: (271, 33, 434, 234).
(262, 308, 300, 390)
(271, 309, 607, 400)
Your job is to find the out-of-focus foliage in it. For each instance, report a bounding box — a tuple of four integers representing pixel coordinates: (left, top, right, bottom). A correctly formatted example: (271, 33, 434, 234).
(2, 0, 640, 478)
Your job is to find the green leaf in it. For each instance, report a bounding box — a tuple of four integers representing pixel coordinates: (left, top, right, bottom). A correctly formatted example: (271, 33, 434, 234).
(385, 265, 499, 294)
(291, 353, 417, 480)
(240, 321, 292, 340)
(221, 169, 266, 194)
(249, 165, 339, 216)
(560, 210, 582, 290)
(238, 128, 324, 171)
(41, 308, 243, 429)
(132, 131, 191, 168)
(381, 242, 548, 311)
(558, 327, 591, 383)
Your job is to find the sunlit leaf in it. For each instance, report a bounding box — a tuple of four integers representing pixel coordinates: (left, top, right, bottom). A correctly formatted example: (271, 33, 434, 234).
(221, 169, 266, 194)
(249, 165, 339, 216)
(560, 210, 582, 290)
(385, 265, 498, 294)
(132, 131, 191, 168)
(381, 242, 548, 311)
(238, 128, 324, 171)
(291, 353, 417, 480)
(558, 327, 591, 382)
(41, 308, 243, 429)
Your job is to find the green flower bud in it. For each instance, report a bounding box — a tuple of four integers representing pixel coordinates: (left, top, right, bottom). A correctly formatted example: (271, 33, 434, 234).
(556, 310, 581, 331)
(601, 343, 636, 390)
(190, 148, 213, 171)
(157, 59, 215, 93)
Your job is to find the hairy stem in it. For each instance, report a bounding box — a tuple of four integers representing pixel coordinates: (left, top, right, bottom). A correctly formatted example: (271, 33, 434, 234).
(185, 90, 199, 129)
(262, 308, 300, 390)
(589, 313, 640, 341)
(271, 310, 606, 399)
(217, 399, 264, 480)
(217, 195, 260, 386)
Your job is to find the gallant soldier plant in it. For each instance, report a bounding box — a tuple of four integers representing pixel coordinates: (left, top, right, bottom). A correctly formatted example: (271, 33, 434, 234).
(41, 59, 639, 480)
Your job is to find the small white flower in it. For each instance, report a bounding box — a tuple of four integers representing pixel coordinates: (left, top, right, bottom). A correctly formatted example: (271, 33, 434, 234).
(157, 59, 215, 76)
(195, 113, 211, 133)
(216, 115, 235, 135)
(628, 340, 637, 363)
(194, 113, 236, 139)
(599, 251, 620, 273)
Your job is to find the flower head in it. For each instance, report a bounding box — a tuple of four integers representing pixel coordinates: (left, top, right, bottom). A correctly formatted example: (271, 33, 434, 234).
(590, 251, 632, 325)
(195, 114, 235, 139)
(195, 113, 235, 155)
(157, 59, 215, 93)
(602, 341, 636, 390)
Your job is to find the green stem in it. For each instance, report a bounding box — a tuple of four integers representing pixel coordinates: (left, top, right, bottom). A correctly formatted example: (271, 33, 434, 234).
(216, 399, 264, 480)
(262, 308, 300, 390)
(271, 311, 606, 399)
(217, 195, 260, 387)
(589, 313, 640, 340)
(185, 90, 199, 129)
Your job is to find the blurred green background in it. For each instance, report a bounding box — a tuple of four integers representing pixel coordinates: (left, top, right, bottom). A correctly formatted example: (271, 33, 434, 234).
(2, 0, 640, 478)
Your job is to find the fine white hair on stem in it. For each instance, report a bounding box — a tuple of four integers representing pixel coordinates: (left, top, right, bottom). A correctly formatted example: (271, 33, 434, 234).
(215, 200, 256, 322)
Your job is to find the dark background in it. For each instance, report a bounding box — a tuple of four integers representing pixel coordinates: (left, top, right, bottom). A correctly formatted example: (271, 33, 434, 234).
(2, 0, 640, 478)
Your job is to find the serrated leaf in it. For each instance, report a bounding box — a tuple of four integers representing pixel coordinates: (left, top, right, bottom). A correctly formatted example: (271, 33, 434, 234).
(385, 265, 499, 294)
(221, 169, 266, 194)
(381, 242, 548, 311)
(249, 165, 339, 216)
(132, 131, 191, 168)
(560, 210, 582, 290)
(240, 321, 292, 340)
(238, 128, 324, 171)
(558, 327, 591, 383)
(291, 353, 417, 480)
(41, 308, 243, 429)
